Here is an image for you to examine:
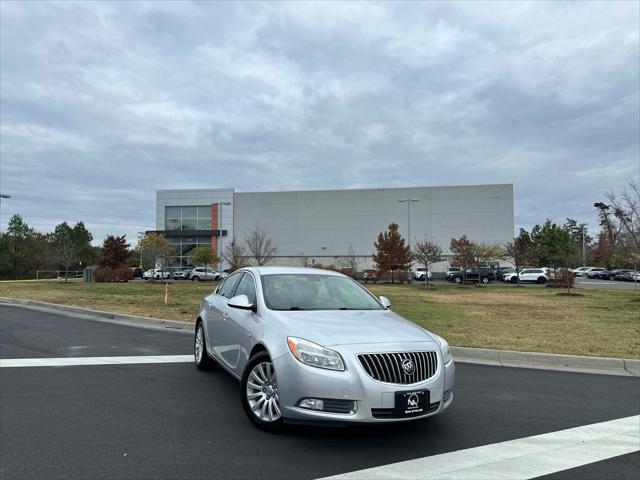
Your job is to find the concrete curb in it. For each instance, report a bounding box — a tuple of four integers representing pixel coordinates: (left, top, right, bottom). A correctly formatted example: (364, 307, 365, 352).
(1, 297, 637, 377)
(0, 297, 194, 333)
(451, 346, 639, 377)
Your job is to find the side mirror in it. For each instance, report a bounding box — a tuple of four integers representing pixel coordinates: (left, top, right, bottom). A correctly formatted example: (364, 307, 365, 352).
(379, 296, 391, 309)
(228, 294, 256, 312)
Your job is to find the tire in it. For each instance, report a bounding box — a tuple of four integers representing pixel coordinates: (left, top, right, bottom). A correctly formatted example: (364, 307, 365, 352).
(194, 321, 216, 371)
(192, 276, 200, 282)
(454, 276, 462, 284)
(481, 277, 489, 284)
(537, 277, 546, 284)
(241, 352, 283, 432)
(510, 277, 517, 284)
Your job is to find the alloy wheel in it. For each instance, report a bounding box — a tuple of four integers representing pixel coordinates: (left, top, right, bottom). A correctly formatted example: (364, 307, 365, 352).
(195, 325, 204, 364)
(246, 361, 281, 423)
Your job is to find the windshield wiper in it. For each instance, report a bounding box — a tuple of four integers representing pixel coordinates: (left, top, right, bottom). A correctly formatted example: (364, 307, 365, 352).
(289, 306, 305, 310)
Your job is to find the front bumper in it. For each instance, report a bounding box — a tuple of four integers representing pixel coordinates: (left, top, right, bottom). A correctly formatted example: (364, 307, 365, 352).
(273, 341, 455, 423)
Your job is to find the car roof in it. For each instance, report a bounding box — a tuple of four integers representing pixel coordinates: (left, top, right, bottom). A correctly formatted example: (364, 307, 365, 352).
(240, 266, 345, 277)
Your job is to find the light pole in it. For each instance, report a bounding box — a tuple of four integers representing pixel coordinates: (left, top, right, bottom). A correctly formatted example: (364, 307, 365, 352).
(218, 202, 231, 268)
(398, 198, 420, 249)
(582, 225, 586, 267)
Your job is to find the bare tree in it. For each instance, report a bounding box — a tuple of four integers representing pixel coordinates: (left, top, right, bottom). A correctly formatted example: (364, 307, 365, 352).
(222, 239, 248, 272)
(412, 239, 442, 289)
(244, 224, 278, 266)
(337, 244, 359, 278)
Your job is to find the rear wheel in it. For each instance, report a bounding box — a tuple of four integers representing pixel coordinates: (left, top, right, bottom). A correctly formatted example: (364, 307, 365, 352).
(537, 277, 547, 284)
(481, 276, 489, 284)
(194, 322, 216, 370)
(241, 352, 283, 432)
(454, 276, 462, 284)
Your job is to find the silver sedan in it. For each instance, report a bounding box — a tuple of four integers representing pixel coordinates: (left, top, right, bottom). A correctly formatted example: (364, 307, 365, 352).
(194, 267, 455, 431)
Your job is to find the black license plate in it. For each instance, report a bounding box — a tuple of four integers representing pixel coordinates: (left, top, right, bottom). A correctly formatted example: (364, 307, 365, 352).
(395, 390, 429, 417)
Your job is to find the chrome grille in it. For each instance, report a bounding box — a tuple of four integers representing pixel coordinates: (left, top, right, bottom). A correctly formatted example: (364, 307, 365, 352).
(357, 351, 438, 384)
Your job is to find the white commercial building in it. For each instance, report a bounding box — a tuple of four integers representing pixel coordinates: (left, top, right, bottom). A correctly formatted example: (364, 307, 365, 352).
(153, 184, 514, 272)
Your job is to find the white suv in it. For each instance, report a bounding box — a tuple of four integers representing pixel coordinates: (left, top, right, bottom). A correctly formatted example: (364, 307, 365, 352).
(504, 268, 548, 284)
(412, 267, 432, 281)
(189, 267, 221, 281)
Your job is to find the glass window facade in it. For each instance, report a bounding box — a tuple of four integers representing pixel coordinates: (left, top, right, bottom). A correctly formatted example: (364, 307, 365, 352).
(163, 205, 216, 269)
(165, 206, 212, 231)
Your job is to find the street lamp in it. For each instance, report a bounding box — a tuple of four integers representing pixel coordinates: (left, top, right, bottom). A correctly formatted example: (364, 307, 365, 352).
(218, 202, 232, 267)
(582, 225, 587, 268)
(398, 198, 420, 249)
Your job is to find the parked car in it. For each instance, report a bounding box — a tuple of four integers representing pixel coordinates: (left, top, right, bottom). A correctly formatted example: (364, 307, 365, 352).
(610, 269, 634, 281)
(586, 268, 610, 279)
(503, 268, 548, 284)
(362, 269, 379, 283)
(130, 267, 144, 279)
(173, 268, 192, 280)
(194, 267, 455, 431)
(496, 267, 515, 281)
(570, 266, 594, 277)
(445, 267, 461, 281)
(153, 269, 171, 280)
(412, 267, 432, 281)
(189, 267, 221, 281)
(446, 268, 492, 284)
(619, 270, 640, 282)
(142, 269, 155, 280)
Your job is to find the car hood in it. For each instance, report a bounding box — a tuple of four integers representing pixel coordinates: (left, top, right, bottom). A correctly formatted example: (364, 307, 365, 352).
(267, 309, 437, 347)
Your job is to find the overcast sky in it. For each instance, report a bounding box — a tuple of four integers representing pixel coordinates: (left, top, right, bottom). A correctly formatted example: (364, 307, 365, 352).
(1, 0, 638, 245)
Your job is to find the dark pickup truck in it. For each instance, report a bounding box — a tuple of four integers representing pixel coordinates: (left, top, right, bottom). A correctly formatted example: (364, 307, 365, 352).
(446, 268, 495, 284)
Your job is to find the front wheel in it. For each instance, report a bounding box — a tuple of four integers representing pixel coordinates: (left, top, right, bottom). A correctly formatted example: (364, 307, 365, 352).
(192, 276, 200, 282)
(481, 276, 489, 284)
(194, 322, 216, 370)
(454, 277, 462, 284)
(510, 277, 517, 284)
(241, 352, 283, 432)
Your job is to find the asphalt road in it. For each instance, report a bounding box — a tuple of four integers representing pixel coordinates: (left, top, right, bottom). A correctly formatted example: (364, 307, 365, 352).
(1, 304, 638, 480)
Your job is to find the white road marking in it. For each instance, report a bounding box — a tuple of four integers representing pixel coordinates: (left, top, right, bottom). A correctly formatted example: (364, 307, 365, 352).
(0, 355, 193, 368)
(319, 415, 640, 480)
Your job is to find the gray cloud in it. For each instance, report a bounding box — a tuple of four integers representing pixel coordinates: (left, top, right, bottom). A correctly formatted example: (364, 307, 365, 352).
(1, 0, 638, 244)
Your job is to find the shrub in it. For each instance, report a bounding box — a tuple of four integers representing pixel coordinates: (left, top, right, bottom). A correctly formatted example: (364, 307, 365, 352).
(547, 268, 575, 288)
(114, 265, 133, 282)
(93, 267, 115, 283)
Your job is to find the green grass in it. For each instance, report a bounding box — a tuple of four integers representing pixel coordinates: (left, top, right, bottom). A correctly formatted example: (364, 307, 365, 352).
(1, 280, 638, 359)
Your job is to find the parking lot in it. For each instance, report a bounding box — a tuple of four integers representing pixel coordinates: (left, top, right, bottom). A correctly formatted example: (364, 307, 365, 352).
(1, 304, 638, 479)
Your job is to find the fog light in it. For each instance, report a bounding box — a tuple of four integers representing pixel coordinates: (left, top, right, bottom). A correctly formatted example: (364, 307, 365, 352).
(298, 398, 324, 411)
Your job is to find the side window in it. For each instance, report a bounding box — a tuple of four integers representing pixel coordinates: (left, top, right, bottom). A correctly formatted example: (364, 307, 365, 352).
(217, 273, 243, 298)
(234, 273, 257, 305)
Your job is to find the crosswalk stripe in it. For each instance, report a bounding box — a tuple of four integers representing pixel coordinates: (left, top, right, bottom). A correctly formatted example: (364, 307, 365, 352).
(0, 355, 193, 367)
(319, 415, 640, 480)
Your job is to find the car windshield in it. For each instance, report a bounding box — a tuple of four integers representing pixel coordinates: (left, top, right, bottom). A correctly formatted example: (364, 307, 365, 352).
(261, 274, 384, 311)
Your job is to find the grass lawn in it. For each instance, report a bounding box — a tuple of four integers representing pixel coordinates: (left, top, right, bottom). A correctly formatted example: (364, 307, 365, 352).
(1, 280, 638, 359)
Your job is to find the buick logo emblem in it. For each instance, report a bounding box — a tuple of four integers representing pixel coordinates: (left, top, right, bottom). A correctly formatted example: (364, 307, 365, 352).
(402, 358, 415, 375)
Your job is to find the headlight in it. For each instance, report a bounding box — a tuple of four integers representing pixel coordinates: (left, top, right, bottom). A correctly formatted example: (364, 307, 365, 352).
(287, 337, 345, 371)
(435, 335, 453, 364)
